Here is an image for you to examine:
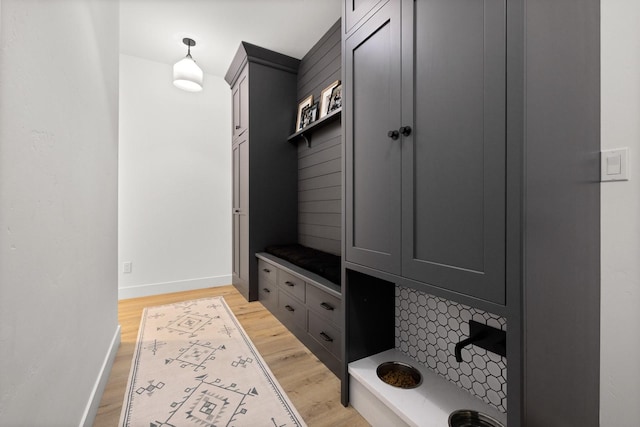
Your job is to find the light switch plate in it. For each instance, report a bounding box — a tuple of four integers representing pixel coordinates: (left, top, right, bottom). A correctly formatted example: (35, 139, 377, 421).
(601, 148, 629, 182)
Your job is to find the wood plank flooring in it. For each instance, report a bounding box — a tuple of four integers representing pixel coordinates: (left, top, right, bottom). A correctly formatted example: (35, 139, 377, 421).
(93, 285, 369, 427)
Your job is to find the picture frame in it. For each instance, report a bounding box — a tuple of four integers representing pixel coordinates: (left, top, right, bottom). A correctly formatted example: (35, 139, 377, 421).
(320, 80, 341, 118)
(296, 95, 313, 131)
(327, 84, 342, 113)
(300, 102, 319, 129)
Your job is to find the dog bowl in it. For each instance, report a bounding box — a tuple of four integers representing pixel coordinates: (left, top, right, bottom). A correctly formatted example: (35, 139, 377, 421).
(448, 409, 505, 427)
(376, 361, 422, 389)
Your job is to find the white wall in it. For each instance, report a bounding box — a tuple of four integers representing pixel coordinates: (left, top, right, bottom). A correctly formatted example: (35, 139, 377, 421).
(601, 1, 640, 425)
(0, 1, 119, 425)
(118, 54, 231, 299)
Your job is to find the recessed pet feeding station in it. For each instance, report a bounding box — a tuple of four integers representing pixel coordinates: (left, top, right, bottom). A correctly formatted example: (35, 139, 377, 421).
(173, 37, 203, 92)
(376, 362, 422, 389)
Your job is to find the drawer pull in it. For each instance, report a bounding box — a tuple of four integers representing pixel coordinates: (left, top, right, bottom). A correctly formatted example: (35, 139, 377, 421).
(235, 125, 241, 129)
(263, 288, 271, 293)
(320, 302, 335, 311)
(320, 332, 334, 342)
(285, 281, 295, 287)
(285, 305, 295, 312)
(263, 268, 271, 273)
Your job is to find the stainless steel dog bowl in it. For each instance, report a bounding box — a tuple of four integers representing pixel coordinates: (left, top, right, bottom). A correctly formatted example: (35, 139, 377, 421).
(448, 410, 505, 427)
(376, 361, 422, 389)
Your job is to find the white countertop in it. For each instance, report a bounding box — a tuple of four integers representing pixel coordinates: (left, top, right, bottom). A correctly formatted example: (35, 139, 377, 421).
(348, 349, 507, 427)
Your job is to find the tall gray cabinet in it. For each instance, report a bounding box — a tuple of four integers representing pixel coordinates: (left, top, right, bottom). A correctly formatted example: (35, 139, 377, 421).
(342, 0, 600, 425)
(225, 42, 300, 302)
(344, 0, 505, 304)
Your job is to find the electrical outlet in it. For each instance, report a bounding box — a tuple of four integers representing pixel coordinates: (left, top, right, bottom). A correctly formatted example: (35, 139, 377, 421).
(123, 261, 132, 274)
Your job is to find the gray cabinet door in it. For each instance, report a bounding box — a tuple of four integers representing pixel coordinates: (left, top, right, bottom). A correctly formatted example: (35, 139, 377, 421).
(345, 0, 402, 275)
(400, 0, 506, 304)
(232, 137, 250, 294)
(232, 69, 248, 140)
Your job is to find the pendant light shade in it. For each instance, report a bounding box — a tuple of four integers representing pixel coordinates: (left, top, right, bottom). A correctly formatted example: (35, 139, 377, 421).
(173, 38, 203, 92)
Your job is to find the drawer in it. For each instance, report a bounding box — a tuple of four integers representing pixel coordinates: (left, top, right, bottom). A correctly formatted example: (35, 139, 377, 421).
(258, 259, 277, 285)
(258, 279, 277, 312)
(308, 311, 341, 358)
(306, 285, 341, 325)
(278, 291, 306, 331)
(278, 270, 306, 302)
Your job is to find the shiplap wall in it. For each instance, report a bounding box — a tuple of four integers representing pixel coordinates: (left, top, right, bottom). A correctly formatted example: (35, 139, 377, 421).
(296, 19, 342, 255)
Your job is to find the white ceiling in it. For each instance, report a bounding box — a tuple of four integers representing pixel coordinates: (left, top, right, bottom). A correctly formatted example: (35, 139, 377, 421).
(120, 0, 342, 79)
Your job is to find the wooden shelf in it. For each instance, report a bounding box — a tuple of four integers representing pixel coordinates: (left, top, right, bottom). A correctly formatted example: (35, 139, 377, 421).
(288, 108, 341, 147)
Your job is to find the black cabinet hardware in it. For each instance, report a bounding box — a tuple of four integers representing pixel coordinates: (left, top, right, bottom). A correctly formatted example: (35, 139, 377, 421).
(263, 288, 271, 293)
(320, 332, 334, 342)
(285, 281, 295, 287)
(320, 302, 335, 311)
(263, 268, 271, 273)
(399, 126, 412, 136)
(387, 130, 399, 140)
(285, 305, 295, 312)
(235, 125, 241, 129)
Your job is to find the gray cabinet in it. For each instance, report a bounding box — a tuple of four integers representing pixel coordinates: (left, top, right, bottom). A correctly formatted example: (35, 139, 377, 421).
(342, 0, 601, 425)
(231, 67, 248, 140)
(344, 0, 506, 304)
(232, 136, 250, 298)
(225, 42, 300, 301)
(256, 253, 343, 377)
(344, 1, 402, 275)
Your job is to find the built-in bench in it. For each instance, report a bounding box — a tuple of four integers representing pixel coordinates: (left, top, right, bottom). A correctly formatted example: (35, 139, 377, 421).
(255, 246, 342, 378)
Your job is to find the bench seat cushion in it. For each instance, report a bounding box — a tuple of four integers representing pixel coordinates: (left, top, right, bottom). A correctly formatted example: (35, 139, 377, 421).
(265, 244, 341, 285)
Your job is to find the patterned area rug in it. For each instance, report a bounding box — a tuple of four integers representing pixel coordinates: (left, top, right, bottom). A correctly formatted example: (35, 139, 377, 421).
(119, 297, 306, 427)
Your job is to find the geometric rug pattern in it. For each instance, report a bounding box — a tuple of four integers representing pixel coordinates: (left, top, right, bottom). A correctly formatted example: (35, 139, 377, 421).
(119, 297, 306, 426)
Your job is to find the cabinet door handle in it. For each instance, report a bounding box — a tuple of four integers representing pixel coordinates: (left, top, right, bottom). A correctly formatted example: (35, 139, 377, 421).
(399, 126, 412, 137)
(233, 209, 240, 213)
(387, 130, 399, 140)
(320, 302, 335, 311)
(235, 125, 241, 130)
(285, 305, 295, 312)
(263, 288, 271, 293)
(285, 281, 295, 287)
(320, 332, 334, 342)
(263, 268, 271, 273)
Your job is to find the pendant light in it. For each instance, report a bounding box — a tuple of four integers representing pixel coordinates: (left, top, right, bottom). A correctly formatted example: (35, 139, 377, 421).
(173, 38, 203, 92)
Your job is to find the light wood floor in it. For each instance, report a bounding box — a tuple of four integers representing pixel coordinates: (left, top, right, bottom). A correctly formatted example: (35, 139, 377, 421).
(94, 285, 369, 427)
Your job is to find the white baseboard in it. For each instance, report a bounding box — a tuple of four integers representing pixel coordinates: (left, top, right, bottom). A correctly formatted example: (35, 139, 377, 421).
(79, 324, 121, 427)
(118, 275, 232, 300)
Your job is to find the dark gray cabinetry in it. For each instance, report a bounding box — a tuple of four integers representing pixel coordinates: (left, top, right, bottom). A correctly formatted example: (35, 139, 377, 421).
(232, 136, 249, 298)
(344, 0, 506, 304)
(344, 1, 402, 275)
(341, 0, 600, 425)
(400, 0, 506, 303)
(231, 68, 248, 140)
(256, 253, 342, 377)
(225, 43, 300, 301)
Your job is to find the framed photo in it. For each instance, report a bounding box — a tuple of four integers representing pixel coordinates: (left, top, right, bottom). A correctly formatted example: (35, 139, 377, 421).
(320, 80, 341, 118)
(328, 84, 342, 113)
(296, 95, 313, 131)
(300, 102, 319, 129)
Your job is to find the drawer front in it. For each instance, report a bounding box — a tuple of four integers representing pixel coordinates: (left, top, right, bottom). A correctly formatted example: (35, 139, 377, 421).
(308, 311, 341, 357)
(306, 285, 341, 325)
(258, 259, 277, 285)
(278, 291, 306, 331)
(278, 270, 306, 302)
(258, 278, 277, 312)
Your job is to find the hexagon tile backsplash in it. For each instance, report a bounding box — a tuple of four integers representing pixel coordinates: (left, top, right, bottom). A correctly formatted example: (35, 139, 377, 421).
(395, 285, 507, 413)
